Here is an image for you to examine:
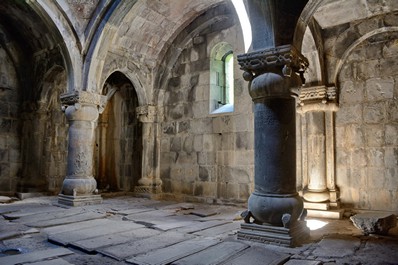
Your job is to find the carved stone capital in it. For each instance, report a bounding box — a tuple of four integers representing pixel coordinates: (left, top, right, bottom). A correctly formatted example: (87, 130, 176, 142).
(136, 105, 162, 123)
(60, 91, 107, 112)
(297, 86, 339, 113)
(237, 44, 309, 82)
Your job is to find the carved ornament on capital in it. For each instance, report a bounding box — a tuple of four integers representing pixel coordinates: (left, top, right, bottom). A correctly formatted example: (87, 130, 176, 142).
(136, 105, 163, 123)
(297, 86, 339, 113)
(60, 91, 107, 111)
(237, 44, 309, 82)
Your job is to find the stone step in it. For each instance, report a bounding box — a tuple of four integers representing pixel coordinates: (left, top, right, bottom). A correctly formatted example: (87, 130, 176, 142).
(171, 241, 249, 265)
(48, 219, 145, 246)
(98, 231, 194, 261)
(307, 209, 344, 219)
(0, 247, 73, 265)
(283, 260, 322, 265)
(126, 237, 221, 265)
(71, 227, 161, 253)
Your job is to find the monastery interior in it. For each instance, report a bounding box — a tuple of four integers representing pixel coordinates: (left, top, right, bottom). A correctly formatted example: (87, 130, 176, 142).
(0, 0, 397, 226)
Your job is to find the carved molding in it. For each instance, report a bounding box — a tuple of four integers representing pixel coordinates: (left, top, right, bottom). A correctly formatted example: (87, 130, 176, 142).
(237, 44, 309, 81)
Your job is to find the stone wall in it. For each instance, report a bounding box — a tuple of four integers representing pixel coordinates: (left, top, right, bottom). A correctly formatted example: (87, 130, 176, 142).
(159, 16, 254, 203)
(336, 31, 398, 211)
(0, 46, 21, 194)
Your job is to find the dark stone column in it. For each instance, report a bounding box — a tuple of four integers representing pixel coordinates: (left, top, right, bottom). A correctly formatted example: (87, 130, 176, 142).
(58, 91, 105, 206)
(237, 45, 310, 246)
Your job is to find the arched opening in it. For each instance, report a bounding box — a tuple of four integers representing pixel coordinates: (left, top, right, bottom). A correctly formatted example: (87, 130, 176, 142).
(209, 42, 234, 114)
(95, 72, 142, 192)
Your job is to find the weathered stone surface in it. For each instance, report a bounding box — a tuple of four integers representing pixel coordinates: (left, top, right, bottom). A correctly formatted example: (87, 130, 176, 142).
(172, 241, 249, 265)
(220, 246, 290, 265)
(126, 237, 220, 265)
(25, 212, 106, 228)
(312, 235, 361, 258)
(350, 212, 397, 235)
(0, 248, 73, 265)
(71, 227, 161, 252)
(0, 196, 12, 203)
(48, 220, 145, 246)
(99, 231, 194, 260)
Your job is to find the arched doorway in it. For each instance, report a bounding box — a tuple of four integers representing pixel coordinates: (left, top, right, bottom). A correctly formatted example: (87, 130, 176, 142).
(95, 72, 142, 192)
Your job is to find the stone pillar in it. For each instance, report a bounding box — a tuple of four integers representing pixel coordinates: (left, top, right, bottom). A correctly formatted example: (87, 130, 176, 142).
(297, 86, 343, 218)
(58, 91, 106, 206)
(134, 105, 162, 196)
(237, 45, 310, 246)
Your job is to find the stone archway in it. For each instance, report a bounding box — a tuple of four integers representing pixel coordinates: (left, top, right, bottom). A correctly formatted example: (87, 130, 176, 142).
(95, 72, 142, 192)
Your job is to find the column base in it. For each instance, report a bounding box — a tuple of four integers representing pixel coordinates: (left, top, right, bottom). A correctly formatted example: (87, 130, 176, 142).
(134, 186, 162, 196)
(237, 221, 310, 247)
(304, 201, 344, 219)
(58, 194, 102, 206)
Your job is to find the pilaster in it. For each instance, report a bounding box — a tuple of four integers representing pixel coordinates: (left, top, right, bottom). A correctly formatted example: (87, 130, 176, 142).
(297, 86, 343, 219)
(58, 91, 106, 206)
(134, 105, 163, 196)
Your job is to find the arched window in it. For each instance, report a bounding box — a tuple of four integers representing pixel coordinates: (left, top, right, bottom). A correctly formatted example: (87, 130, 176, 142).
(210, 42, 234, 114)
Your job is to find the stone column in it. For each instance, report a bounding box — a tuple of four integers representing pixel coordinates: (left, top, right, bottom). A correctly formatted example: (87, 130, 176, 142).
(297, 86, 343, 218)
(58, 91, 106, 206)
(237, 45, 310, 246)
(134, 105, 162, 196)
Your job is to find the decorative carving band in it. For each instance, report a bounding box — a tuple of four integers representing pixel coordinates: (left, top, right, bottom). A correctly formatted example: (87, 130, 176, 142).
(61, 91, 106, 107)
(298, 86, 337, 105)
(237, 44, 309, 80)
(297, 86, 339, 113)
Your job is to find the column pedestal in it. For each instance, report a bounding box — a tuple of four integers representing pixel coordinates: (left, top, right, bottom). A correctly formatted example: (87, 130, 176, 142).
(58, 91, 106, 206)
(237, 45, 309, 246)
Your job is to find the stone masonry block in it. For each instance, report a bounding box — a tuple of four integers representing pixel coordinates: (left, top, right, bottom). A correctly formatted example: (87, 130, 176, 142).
(351, 212, 397, 235)
(365, 78, 394, 101)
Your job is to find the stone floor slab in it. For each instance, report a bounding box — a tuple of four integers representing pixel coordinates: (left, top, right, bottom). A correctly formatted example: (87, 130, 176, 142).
(283, 260, 322, 265)
(42, 218, 110, 235)
(27, 258, 74, 265)
(4, 206, 63, 219)
(175, 220, 230, 234)
(193, 221, 240, 237)
(48, 219, 144, 246)
(172, 241, 249, 265)
(99, 231, 194, 260)
(7, 208, 83, 224)
(312, 235, 361, 258)
(126, 237, 221, 265)
(0, 247, 73, 265)
(71, 227, 162, 252)
(25, 212, 106, 228)
(220, 245, 290, 265)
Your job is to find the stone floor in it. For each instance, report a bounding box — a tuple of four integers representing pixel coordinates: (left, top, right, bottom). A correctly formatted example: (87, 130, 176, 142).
(0, 195, 397, 265)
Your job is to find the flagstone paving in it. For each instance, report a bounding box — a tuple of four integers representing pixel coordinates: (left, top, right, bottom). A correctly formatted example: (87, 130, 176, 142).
(0, 195, 397, 265)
